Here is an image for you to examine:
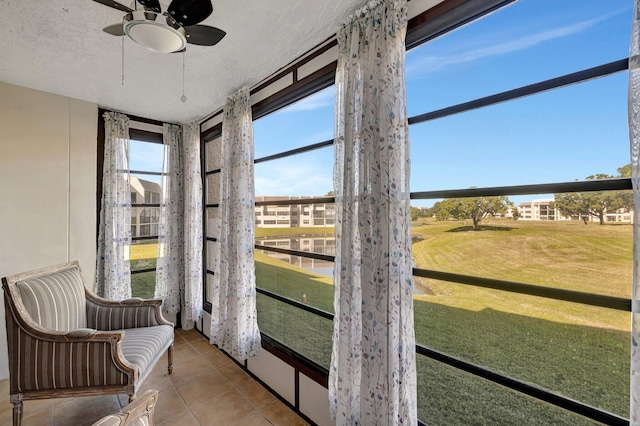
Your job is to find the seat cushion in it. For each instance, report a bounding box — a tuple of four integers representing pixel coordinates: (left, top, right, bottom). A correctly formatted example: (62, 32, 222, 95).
(16, 268, 87, 331)
(120, 325, 173, 379)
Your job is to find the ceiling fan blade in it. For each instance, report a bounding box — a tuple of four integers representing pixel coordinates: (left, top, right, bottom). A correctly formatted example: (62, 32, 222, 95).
(167, 0, 213, 27)
(91, 0, 132, 13)
(184, 25, 226, 46)
(137, 0, 161, 13)
(103, 23, 125, 36)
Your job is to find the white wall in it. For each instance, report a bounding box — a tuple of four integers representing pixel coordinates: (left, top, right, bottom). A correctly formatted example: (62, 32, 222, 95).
(198, 314, 332, 425)
(0, 81, 98, 379)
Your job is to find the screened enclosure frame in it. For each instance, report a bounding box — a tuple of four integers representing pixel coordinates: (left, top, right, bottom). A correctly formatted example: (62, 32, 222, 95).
(198, 0, 632, 424)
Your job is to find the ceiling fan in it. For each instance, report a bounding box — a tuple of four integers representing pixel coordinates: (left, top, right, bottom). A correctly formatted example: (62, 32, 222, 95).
(95, 0, 226, 53)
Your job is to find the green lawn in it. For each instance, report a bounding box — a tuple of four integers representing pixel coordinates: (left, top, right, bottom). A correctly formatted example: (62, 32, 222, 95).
(255, 226, 334, 238)
(130, 240, 158, 299)
(254, 219, 632, 423)
(125, 220, 632, 421)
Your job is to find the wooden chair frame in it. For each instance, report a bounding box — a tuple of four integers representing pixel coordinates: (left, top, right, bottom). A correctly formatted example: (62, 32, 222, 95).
(2, 261, 173, 426)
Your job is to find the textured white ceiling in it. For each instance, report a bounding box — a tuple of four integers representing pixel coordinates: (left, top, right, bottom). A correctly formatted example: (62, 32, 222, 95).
(0, 0, 363, 122)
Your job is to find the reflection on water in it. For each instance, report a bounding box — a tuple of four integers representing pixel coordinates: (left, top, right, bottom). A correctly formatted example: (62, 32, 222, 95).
(256, 236, 424, 294)
(256, 236, 334, 277)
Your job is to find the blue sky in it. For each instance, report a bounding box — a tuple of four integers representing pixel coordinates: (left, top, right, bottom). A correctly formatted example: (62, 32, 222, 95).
(134, 0, 634, 207)
(253, 0, 634, 208)
(130, 140, 164, 184)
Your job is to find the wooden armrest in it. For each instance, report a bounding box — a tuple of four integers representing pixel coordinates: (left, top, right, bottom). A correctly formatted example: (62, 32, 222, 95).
(63, 328, 125, 342)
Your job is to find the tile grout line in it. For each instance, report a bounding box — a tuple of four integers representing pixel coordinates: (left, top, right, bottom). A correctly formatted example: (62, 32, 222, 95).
(182, 331, 272, 426)
(184, 331, 308, 426)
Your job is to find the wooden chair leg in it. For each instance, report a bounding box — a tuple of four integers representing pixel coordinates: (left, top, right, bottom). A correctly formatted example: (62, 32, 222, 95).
(167, 344, 173, 375)
(12, 399, 23, 426)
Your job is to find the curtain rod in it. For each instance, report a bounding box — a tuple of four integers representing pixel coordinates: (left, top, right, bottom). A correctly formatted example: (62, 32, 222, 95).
(99, 107, 181, 127)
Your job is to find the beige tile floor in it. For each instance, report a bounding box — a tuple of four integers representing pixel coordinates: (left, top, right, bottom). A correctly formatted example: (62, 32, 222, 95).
(0, 329, 309, 426)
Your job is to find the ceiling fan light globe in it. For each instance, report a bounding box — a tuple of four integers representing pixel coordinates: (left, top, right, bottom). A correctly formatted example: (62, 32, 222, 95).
(124, 10, 187, 53)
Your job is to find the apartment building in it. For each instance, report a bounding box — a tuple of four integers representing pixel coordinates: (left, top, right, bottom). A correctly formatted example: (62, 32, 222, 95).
(517, 199, 562, 221)
(255, 196, 336, 228)
(518, 198, 632, 223)
(130, 176, 162, 237)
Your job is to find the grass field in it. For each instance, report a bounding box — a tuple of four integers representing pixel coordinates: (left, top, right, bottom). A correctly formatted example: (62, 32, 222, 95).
(129, 240, 158, 299)
(124, 220, 632, 423)
(255, 219, 632, 424)
(255, 226, 334, 238)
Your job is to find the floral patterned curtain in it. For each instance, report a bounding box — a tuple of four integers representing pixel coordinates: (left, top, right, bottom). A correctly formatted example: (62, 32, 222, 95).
(155, 123, 203, 330)
(155, 124, 184, 315)
(182, 122, 204, 329)
(96, 111, 132, 300)
(210, 87, 261, 359)
(330, 0, 417, 424)
(629, 1, 640, 422)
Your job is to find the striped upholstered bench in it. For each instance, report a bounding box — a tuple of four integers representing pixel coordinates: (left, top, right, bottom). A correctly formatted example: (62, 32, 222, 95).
(2, 261, 174, 426)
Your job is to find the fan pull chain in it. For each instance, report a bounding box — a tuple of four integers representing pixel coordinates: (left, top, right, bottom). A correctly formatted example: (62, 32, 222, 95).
(180, 50, 187, 103)
(121, 16, 125, 86)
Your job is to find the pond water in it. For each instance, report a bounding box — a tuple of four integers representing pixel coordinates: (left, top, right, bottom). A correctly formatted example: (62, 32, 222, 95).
(257, 235, 423, 294)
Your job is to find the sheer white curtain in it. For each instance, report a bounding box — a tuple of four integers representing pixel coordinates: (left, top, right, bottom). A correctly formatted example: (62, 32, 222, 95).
(155, 123, 184, 315)
(210, 87, 261, 359)
(182, 122, 204, 329)
(629, 1, 640, 422)
(96, 111, 132, 300)
(329, 0, 417, 424)
(155, 123, 203, 330)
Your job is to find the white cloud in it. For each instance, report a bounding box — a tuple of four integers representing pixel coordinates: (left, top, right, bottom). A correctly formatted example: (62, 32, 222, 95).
(406, 13, 616, 79)
(283, 87, 334, 113)
(255, 161, 333, 197)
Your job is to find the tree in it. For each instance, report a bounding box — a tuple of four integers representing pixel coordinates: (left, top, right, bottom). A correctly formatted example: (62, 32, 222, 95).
(432, 196, 511, 231)
(618, 164, 631, 178)
(511, 207, 521, 221)
(553, 166, 633, 225)
(552, 193, 590, 224)
(411, 206, 423, 222)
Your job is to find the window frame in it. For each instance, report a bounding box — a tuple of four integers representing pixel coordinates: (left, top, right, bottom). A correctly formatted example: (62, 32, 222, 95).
(96, 110, 166, 290)
(198, 0, 632, 424)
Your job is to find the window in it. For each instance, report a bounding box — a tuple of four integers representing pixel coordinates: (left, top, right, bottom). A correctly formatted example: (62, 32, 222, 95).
(406, 0, 632, 423)
(198, 2, 634, 424)
(253, 86, 336, 366)
(201, 126, 223, 310)
(128, 132, 164, 299)
(144, 192, 160, 204)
